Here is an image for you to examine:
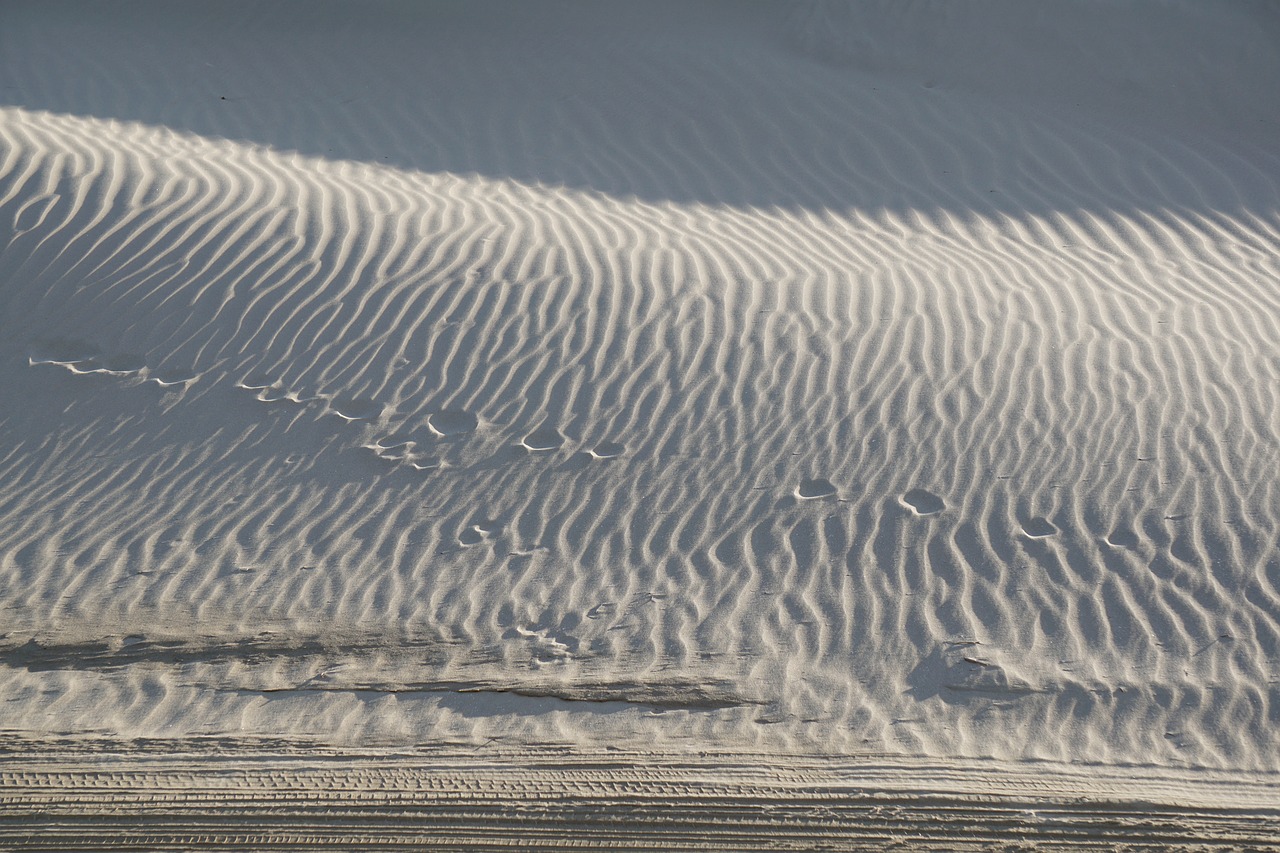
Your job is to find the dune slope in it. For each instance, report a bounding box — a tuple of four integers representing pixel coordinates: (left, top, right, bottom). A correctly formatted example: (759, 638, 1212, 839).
(0, 1, 1278, 837)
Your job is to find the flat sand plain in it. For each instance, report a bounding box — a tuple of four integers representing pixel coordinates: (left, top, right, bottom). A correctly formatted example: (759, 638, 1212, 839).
(1, 1, 1278, 847)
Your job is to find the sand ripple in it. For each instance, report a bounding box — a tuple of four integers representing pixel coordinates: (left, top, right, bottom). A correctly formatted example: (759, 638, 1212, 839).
(0, 1, 1278, 774)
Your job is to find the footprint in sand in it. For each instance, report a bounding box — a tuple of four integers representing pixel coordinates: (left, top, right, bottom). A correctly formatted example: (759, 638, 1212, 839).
(1021, 517, 1058, 538)
(459, 519, 501, 546)
(522, 427, 565, 452)
(367, 438, 413, 461)
(406, 457, 441, 471)
(589, 441, 625, 459)
(237, 371, 277, 391)
(796, 478, 837, 499)
(428, 409, 478, 437)
(259, 386, 309, 404)
(236, 373, 309, 404)
(150, 369, 198, 389)
(502, 620, 580, 664)
(1105, 526, 1139, 549)
(329, 397, 384, 422)
(586, 601, 618, 620)
(364, 435, 440, 472)
(30, 341, 147, 379)
(82, 353, 146, 376)
(29, 339, 102, 370)
(901, 488, 945, 516)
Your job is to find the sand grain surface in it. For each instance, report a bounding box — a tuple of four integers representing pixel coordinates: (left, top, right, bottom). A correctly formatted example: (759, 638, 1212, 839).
(1, 0, 1279, 845)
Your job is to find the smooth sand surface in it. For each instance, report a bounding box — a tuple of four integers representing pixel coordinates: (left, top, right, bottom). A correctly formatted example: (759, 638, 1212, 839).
(1, 0, 1279, 846)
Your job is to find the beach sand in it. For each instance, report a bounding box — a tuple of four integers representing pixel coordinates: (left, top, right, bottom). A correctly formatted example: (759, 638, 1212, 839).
(1, 0, 1278, 847)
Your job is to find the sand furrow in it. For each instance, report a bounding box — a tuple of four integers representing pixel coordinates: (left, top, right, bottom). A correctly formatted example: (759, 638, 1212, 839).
(0, 0, 1278, 799)
(1, 749, 1278, 850)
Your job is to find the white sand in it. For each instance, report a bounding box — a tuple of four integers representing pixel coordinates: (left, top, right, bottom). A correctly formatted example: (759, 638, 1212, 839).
(1, 0, 1279, 845)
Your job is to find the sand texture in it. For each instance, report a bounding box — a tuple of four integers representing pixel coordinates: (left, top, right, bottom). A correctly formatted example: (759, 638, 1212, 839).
(1, 0, 1279, 846)
(3, 744, 1279, 851)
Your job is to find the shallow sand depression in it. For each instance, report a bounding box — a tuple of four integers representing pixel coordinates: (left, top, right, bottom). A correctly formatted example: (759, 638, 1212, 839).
(1, 0, 1278, 847)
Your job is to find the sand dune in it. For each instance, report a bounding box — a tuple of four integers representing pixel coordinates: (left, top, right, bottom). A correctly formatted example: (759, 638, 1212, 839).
(1, 0, 1279, 845)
